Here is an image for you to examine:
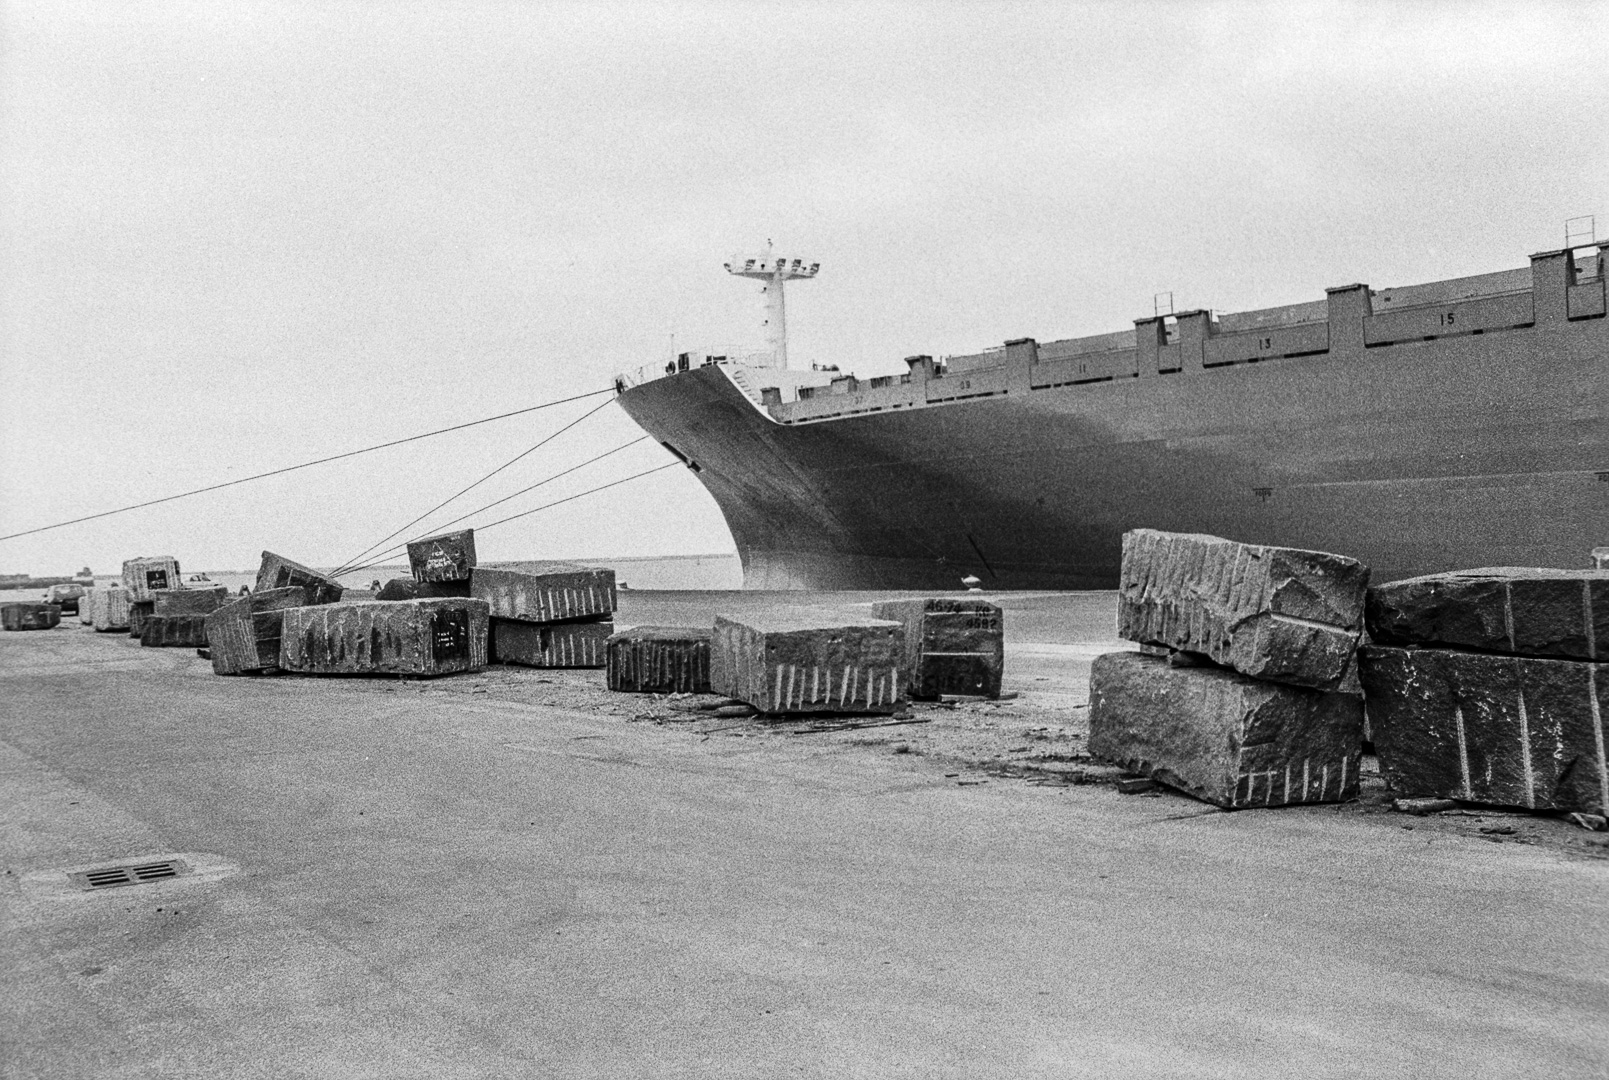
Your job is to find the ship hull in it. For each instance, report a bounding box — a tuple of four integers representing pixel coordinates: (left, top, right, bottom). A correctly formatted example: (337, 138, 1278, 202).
(617, 281, 1607, 590)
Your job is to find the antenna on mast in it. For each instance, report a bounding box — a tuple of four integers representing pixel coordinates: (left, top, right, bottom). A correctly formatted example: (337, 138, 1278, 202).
(724, 243, 820, 370)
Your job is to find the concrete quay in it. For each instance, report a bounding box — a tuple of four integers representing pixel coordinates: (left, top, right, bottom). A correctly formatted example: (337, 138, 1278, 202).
(3, 590, 1606, 1078)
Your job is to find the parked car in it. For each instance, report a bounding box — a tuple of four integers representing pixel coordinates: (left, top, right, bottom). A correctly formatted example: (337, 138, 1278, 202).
(44, 583, 86, 613)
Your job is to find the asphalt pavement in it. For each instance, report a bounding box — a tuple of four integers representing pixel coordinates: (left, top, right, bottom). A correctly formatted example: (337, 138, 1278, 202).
(3, 601, 1607, 1079)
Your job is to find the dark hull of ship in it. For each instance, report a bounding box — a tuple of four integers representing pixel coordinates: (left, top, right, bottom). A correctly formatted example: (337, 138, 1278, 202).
(617, 306, 1606, 591)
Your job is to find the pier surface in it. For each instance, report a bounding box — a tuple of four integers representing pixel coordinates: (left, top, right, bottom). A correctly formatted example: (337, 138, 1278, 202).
(4, 591, 1606, 1078)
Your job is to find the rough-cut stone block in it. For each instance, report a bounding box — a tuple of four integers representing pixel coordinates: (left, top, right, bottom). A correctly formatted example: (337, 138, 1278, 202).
(254, 551, 344, 601)
(77, 593, 96, 624)
(606, 626, 712, 693)
(375, 577, 470, 601)
(1360, 645, 1609, 815)
(407, 530, 476, 583)
(205, 586, 330, 675)
(1, 603, 61, 631)
(490, 618, 611, 668)
(279, 598, 488, 677)
(151, 587, 229, 618)
(1366, 567, 1609, 661)
(470, 565, 616, 624)
(128, 600, 155, 638)
(1088, 651, 1363, 809)
(90, 586, 133, 631)
(711, 609, 905, 715)
(121, 556, 181, 600)
(871, 597, 1004, 699)
(1117, 528, 1369, 691)
(140, 614, 208, 648)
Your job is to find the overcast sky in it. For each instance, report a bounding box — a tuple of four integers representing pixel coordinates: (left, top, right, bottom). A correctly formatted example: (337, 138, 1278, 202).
(2, 0, 1604, 576)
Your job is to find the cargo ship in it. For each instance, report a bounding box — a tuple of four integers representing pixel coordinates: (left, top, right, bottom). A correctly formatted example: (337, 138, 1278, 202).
(614, 241, 1608, 589)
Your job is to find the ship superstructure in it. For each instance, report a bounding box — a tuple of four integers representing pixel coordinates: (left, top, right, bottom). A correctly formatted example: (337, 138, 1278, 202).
(616, 242, 1607, 589)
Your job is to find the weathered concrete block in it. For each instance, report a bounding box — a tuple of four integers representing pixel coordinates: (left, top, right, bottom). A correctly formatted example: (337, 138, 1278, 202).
(279, 598, 488, 677)
(711, 609, 905, 715)
(469, 565, 616, 623)
(1117, 528, 1369, 691)
(1, 603, 61, 631)
(89, 586, 133, 631)
(151, 587, 229, 618)
(606, 626, 712, 693)
(139, 614, 208, 648)
(1088, 651, 1363, 809)
(407, 530, 476, 583)
(121, 556, 181, 600)
(490, 618, 611, 668)
(871, 597, 1004, 699)
(128, 600, 155, 638)
(205, 586, 330, 675)
(1360, 645, 1609, 815)
(254, 551, 344, 601)
(1366, 567, 1609, 661)
(375, 577, 470, 601)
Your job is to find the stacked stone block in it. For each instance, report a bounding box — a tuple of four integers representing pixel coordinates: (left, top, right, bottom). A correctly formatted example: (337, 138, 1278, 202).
(406, 530, 476, 584)
(206, 586, 337, 675)
(254, 551, 344, 602)
(1090, 530, 1368, 808)
(1117, 529, 1368, 692)
(711, 608, 906, 715)
(871, 597, 1004, 699)
(606, 626, 713, 694)
(1360, 567, 1609, 815)
(121, 556, 181, 601)
(470, 562, 617, 669)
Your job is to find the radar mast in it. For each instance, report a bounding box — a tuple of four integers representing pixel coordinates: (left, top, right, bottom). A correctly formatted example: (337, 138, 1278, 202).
(724, 242, 819, 370)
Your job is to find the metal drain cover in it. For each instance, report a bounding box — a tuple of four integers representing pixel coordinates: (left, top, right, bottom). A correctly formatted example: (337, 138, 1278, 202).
(70, 859, 191, 890)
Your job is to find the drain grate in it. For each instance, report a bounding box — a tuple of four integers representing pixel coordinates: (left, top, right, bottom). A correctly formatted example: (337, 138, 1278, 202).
(71, 859, 190, 890)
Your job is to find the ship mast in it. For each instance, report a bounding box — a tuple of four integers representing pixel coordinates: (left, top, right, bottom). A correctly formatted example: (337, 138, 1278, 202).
(724, 242, 819, 370)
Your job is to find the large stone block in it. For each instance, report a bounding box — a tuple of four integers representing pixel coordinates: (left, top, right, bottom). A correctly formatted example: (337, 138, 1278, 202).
(254, 551, 344, 601)
(375, 577, 470, 601)
(89, 586, 132, 631)
(77, 592, 95, 624)
(151, 587, 229, 618)
(1117, 528, 1368, 691)
(871, 597, 1003, 699)
(121, 556, 181, 600)
(140, 614, 208, 648)
(1, 603, 61, 631)
(1366, 567, 1608, 661)
(490, 618, 611, 668)
(127, 600, 155, 638)
(469, 565, 616, 624)
(205, 586, 331, 675)
(407, 529, 476, 583)
(1088, 651, 1363, 809)
(279, 598, 488, 677)
(606, 626, 712, 693)
(711, 609, 905, 715)
(1360, 645, 1608, 815)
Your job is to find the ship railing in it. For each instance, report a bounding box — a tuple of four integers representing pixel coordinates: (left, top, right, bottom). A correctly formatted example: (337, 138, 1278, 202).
(615, 348, 777, 392)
